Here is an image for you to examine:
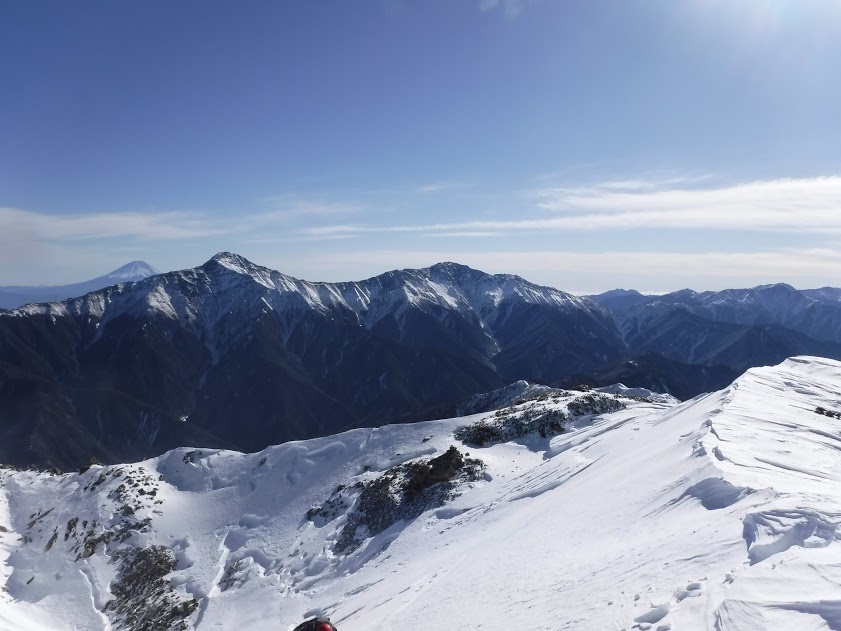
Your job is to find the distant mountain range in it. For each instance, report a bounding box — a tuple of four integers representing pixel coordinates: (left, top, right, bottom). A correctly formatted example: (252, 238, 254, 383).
(0, 253, 624, 468)
(2, 253, 841, 468)
(0, 261, 158, 310)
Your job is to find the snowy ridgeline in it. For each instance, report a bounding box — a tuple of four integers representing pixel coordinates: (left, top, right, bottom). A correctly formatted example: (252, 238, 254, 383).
(3, 357, 841, 630)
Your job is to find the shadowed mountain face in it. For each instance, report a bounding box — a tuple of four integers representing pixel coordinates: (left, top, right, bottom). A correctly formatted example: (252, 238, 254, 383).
(0, 254, 626, 468)
(555, 352, 739, 402)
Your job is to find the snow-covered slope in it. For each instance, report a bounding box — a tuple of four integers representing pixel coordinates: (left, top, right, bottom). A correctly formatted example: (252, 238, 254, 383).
(4, 357, 841, 630)
(0, 261, 159, 310)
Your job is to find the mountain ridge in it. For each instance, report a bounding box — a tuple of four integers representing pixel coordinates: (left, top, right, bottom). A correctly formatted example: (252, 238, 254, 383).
(5, 253, 841, 469)
(0, 253, 625, 468)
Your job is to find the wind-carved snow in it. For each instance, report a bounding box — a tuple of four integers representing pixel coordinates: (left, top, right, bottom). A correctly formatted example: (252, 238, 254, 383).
(5, 357, 841, 629)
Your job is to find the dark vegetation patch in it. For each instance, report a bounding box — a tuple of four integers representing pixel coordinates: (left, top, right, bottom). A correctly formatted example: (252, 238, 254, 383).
(815, 406, 841, 419)
(566, 393, 627, 417)
(308, 446, 485, 554)
(455, 393, 627, 448)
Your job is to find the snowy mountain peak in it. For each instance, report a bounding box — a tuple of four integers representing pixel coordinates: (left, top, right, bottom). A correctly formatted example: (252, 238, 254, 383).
(206, 251, 260, 274)
(754, 282, 798, 293)
(104, 261, 159, 281)
(425, 260, 484, 279)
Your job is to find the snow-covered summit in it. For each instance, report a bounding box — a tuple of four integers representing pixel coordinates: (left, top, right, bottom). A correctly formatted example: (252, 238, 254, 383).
(103, 261, 159, 282)
(3, 356, 841, 630)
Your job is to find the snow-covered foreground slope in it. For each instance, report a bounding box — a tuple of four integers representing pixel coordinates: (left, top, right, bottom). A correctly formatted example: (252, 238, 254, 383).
(3, 357, 841, 630)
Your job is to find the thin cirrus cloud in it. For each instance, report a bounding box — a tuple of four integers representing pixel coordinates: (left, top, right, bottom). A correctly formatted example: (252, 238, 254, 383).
(415, 181, 471, 194)
(279, 247, 841, 293)
(478, 0, 535, 19)
(0, 206, 228, 243)
(300, 175, 841, 237)
(254, 199, 362, 221)
(0, 200, 358, 253)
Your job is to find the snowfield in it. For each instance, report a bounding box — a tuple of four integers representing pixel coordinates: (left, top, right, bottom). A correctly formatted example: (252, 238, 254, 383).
(3, 356, 841, 630)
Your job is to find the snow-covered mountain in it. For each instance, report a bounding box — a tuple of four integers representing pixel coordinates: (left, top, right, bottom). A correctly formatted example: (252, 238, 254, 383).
(596, 282, 841, 346)
(587, 287, 649, 311)
(2, 356, 840, 630)
(0, 261, 159, 310)
(455, 380, 560, 416)
(0, 253, 625, 469)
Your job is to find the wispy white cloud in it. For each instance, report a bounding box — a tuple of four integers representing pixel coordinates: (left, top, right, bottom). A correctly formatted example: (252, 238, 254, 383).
(419, 231, 503, 238)
(534, 176, 841, 227)
(478, 0, 536, 19)
(276, 247, 841, 293)
(415, 181, 469, 194)
(0, 207, 228, 246)
(594, 175, 711, 192)
(0, 198, 363, 263)
(255, 198, 362, 221)
(300, 175, 841, 237)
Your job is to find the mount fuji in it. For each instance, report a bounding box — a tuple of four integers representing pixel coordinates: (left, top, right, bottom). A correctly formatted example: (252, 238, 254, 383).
(0, 261, 159, 311)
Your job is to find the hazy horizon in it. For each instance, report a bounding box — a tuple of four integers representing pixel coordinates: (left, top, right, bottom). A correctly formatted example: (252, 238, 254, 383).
(4, 251, 839, 298)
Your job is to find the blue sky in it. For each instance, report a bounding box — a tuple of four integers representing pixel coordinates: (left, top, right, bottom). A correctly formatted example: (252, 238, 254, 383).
(2, 0, 841, 292)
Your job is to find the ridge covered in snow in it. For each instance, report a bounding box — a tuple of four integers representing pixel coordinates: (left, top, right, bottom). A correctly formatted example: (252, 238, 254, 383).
(4, 251, 618, 379)
(3, 356, 841, 630)
(7, 253, 598, 333)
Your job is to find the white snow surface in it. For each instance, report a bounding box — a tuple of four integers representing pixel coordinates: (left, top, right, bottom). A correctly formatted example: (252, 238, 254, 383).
(4, 356, 841, 630)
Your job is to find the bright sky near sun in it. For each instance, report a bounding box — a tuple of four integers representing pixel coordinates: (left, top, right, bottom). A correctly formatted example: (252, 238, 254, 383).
(2, 0, 841, 292)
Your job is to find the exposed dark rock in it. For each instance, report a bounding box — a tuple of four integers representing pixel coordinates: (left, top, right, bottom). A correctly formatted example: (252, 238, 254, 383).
(402, 447, 465, 500)
(65, 517, 78, 541)
(218, 559, 245, 592)
(104, 545, 198, 631)
(308, 447, 485, 554)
